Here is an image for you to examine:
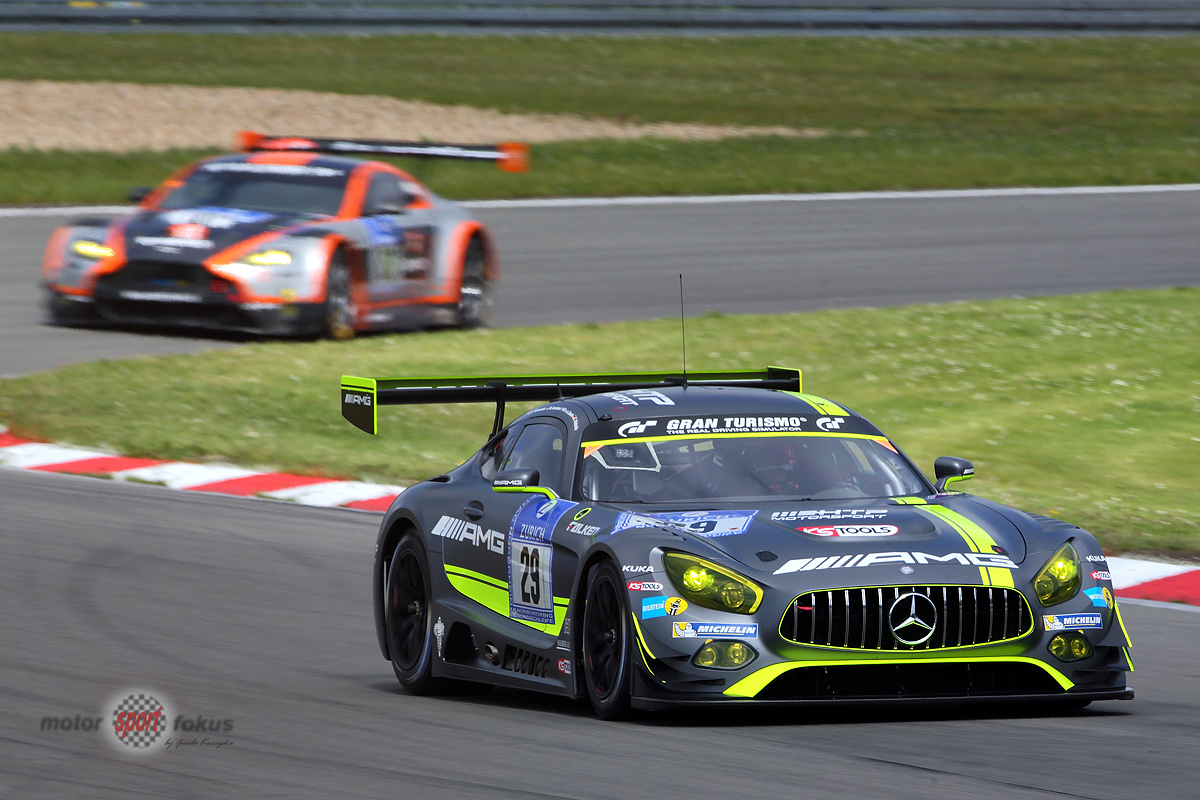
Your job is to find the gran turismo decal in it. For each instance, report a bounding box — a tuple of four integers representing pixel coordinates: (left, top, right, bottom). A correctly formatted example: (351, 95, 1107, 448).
(430, 515, 505, 555)
(771, 509, 888, 522)
(772, 551, 1018, 575)
(672, 622, 758, 639)
(1044, 613, 1104, 631)
(798, 525, 899, 537)
(617, 420, 657, 437)
(815, 416, 844, 432)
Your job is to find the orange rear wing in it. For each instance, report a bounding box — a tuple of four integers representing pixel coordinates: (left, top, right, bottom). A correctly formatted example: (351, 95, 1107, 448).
(237, 131, 529, 172)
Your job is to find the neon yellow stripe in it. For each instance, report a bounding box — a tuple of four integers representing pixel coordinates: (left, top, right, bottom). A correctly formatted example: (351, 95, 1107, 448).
(581, 432, 890, 448)
(630, 613, 657, 663)
(1113, 601, 1132, 648)
(724, 656, 1074, 697)
(891, 497, 929, 505)
(784, 392, 848, 416)
(493, 485, 559, 499)
(1124, 647, 1135, 672)
(918, 505, 1015, 589)
(444, 565, 569, 635)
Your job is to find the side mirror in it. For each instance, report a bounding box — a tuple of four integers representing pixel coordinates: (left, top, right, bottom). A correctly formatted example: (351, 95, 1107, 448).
(127, 186, 152, 203)
(934, 456, 974, 493)
(493, 468, 557, 499)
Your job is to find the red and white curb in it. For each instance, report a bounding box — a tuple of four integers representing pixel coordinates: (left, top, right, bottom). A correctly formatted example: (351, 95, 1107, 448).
(0, 432, 404, 512)
(3, 431, 1198, 606)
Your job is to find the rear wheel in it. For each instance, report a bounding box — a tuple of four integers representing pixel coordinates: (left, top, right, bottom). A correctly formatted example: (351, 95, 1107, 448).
(323, 250, 356, 339)
(582, 561, 634, 719)
(384, 535, 443, 694)
(455, 238, 491, 329)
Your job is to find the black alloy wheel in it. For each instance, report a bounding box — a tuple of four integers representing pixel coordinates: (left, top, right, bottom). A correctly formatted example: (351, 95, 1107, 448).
(582, 561, 634, 719)
(384, 535, 441, 694)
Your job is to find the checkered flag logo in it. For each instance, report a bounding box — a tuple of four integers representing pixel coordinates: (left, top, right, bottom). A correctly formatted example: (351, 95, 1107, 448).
(111, 693, 166, 748)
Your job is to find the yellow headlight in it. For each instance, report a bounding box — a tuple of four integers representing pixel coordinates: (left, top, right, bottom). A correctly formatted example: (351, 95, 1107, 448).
(1034, 542, 1081, 607)
(663, 553, 763, 614)
(72, 240, 114, 259)
(245, 250, 292, 266)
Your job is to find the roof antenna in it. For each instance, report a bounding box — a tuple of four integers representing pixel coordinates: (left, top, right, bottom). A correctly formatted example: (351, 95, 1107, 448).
(679, 273, 688, 388)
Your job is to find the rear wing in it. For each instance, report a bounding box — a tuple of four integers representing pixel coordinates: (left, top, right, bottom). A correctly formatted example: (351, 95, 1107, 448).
(341, 367, 802, 437)
(237, 131, 529, 172)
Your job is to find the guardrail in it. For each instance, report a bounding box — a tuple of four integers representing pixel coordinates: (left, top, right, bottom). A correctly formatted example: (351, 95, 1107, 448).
(3, 0, 1200, 33)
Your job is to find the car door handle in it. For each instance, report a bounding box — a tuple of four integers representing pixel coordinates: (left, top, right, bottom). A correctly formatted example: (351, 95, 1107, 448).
(463, 501, 485, 521)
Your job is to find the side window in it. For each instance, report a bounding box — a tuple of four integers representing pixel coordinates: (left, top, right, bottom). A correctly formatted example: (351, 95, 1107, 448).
(501, 422, 566, 492)
(478, 431, 509, 482)
(362, 173, 410, 215)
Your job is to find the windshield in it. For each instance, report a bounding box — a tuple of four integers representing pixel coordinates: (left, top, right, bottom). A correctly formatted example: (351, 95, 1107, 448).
(159, 162, 349, 216)
(579, 434, 927, 503)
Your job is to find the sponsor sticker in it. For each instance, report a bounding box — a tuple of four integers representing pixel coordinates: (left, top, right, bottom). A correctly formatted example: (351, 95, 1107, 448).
(664, 597, 688, 616)
(627, 581, 664, 592)
(798, 524, 898, 537)
(772, 509, 888, 522)
(773, 551, 1017, 575)
(671, 622, 758, 639)
(507, 498, 576, 624)
(612, 510, 757, 538)
(1090, 570, 1112, 581)
(1083, 587, 1110, 608)
(557, 658, 572, 675)
(566, 521, 603, 536)
(1085, 555, 1108, 563)
(603, 389, 674, 407)
(430, 516, 504, 554)
(1043, 613, 1104, 631)
(642, 597, 667, 619)
(623, 565, 653, 574)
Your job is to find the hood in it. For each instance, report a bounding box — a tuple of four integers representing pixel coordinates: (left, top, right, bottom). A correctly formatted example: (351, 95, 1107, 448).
(607, 498, 1028, 575)
(121, 206, 309, 263)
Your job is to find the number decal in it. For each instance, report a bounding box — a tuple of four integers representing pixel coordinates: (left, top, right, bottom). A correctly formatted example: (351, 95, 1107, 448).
(519, 546, 542, 605)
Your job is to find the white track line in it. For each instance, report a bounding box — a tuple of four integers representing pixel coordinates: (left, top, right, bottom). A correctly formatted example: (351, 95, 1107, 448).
(5, 183, 1200, 217)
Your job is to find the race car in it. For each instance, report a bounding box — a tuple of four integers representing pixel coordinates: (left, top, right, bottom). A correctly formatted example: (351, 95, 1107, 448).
(41, 132, 528, 337)
(342, 367, 1133, 718)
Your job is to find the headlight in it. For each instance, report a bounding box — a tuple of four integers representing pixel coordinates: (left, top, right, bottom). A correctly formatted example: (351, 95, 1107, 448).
(663, 552, 763, 615)
(72, 240, 114, 260)
(1034, 542, 1081, 607)
(245, 250, 292, 266)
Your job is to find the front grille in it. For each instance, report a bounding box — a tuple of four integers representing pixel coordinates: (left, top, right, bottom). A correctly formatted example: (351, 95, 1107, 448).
(98, 260, 213, 290)
(757, 662, 1063, 701)
(781, 585, 1031, 650)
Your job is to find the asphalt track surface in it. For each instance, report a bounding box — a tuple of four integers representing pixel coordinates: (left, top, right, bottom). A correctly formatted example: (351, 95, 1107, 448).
(3, 187, 1199, 376)
(3, 190, 1200, 797)
(3, 468, 1199, 800)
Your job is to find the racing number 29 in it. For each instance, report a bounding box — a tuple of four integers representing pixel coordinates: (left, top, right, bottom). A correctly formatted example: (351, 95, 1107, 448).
(519, 546, 541, 605)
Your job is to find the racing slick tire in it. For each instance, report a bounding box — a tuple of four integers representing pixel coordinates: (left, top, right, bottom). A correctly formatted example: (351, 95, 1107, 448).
(384, 534, 445, 695)
(455, 238, 491, 329)
(323, 249, 357, 340)
(582, 560, 634, 720)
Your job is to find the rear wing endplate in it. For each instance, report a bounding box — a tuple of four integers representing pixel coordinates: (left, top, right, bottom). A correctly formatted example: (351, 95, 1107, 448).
(341, 367, 802, 437)
(237, 131, 529, 172)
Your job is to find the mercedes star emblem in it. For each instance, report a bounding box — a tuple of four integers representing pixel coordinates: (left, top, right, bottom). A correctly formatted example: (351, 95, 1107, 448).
(888, 592, 938, 646)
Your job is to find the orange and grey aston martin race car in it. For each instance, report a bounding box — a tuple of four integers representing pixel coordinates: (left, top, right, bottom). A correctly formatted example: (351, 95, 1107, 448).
(41, 132, 528, 337)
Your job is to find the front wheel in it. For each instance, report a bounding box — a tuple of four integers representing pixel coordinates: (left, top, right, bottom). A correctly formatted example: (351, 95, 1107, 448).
(455, 238, 492, 329)
(323, 250, 357, 339)
(383, 535, 443, 694)
(582, 561, 634, 719)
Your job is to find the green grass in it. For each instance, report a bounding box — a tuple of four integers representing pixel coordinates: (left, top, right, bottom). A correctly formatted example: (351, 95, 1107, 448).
(1, 288, 1196, 557)
(4, 34, 1200, 202)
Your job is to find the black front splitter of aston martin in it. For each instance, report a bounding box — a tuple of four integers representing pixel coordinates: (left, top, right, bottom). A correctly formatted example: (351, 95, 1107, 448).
(56, 290, 329, 337)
